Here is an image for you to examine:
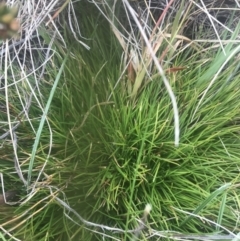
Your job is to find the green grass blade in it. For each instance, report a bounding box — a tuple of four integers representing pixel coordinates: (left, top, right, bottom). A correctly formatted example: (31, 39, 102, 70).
(27, 55, 68, 187)
(216, 192, 227, 231)
(180, 183, 231, 226)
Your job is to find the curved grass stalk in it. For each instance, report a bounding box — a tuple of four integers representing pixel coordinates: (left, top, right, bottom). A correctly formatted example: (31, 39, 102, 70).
(122, 0, 180, 147)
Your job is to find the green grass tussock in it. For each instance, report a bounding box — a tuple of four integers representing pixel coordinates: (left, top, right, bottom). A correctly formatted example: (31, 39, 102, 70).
(1, 1, 240, 240)
(28, 16, 240, 240)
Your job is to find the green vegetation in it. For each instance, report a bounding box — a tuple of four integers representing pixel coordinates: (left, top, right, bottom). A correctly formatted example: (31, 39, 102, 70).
(1, 1, 240, 240)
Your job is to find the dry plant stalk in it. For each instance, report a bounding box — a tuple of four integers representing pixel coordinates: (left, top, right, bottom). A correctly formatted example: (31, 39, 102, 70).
(111, 0, 196, 99)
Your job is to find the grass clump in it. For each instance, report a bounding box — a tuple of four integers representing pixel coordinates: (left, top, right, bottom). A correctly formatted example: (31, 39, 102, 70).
(1, 1, 240, 241)
(22, 13, 240, 241)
